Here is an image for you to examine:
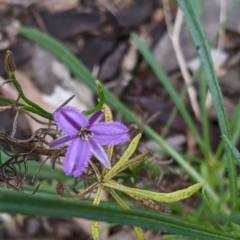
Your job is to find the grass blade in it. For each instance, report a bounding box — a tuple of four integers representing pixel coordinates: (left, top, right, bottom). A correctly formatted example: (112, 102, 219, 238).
(0, 189, 238, 240)
(201, 188, 223, 231)
(222, 135, 240, 166)
(177, 0, 238, 211)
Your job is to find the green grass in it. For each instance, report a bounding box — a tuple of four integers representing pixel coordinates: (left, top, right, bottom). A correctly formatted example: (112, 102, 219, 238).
(1, 0, 240, 239)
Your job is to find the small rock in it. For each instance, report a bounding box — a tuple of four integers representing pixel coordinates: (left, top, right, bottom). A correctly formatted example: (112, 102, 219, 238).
(116, 0, 155, 27)
(99, 41, 127, 80)
(121, 39, 138, 72)
(218, 68, 240, 95)
(41, 11, 102, 40)
(144, 134, 185, 152)
(31, 45, 58, 94)
(78, 35, 117, 70)
(51, 60, 94, 110)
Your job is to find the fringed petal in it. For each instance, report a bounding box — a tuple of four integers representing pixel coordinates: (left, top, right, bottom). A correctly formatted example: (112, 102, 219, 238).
(90, 122, 129, 145)
(54, 106, 88, 137)
(88, 110, 103, 125)
(63, 139, 91, 177)
(90, 139, 111, 169)
(49, 135, 72, 149)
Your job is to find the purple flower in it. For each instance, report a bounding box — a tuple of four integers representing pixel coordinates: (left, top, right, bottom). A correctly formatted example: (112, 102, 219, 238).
(49, 106, 129, 177)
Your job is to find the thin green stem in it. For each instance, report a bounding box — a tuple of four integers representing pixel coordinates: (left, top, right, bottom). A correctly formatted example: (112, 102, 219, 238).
(199, 69, 211, 157)
(0, 95, 53, 120)
(83, 80, 105, 115)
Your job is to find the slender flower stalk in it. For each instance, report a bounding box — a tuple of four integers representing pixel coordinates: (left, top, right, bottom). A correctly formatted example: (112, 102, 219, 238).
(50, 106, 129, 177)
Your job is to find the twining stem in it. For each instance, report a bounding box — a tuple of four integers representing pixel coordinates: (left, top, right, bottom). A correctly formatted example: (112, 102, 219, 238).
(83, 80, 105, 116)
(0, 133, 63, 156)
(4, 50, 51, 116)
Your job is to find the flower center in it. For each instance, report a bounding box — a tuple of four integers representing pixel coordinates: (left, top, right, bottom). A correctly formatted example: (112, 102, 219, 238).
(78, 128, 93, 141)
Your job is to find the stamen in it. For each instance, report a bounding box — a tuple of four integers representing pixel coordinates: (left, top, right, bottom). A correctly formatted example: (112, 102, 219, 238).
(78, 128, 93, 141)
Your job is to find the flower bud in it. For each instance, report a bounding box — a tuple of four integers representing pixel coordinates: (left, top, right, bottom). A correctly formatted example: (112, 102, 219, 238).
(4, 50, 16, 74)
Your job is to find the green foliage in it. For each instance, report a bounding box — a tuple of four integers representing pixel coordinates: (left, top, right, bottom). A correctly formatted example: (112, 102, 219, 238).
(0, 189, 239, 240)
(177, 0, 237, 211)
(0, 0, 240, 239)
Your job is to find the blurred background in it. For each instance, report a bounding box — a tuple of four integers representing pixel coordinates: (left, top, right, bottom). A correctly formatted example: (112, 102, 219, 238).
(1, 0, 240, 239)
